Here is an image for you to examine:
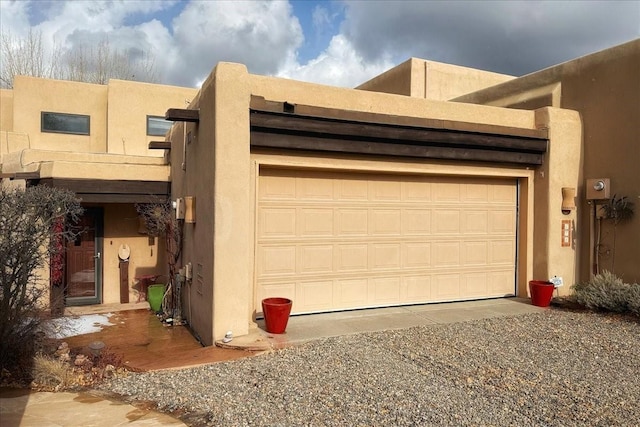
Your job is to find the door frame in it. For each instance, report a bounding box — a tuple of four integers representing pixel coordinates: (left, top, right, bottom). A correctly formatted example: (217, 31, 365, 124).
(65, 207, 104, 306)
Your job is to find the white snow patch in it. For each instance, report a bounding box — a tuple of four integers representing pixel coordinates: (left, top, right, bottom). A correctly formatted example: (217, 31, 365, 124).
(47, 313, 115, 339)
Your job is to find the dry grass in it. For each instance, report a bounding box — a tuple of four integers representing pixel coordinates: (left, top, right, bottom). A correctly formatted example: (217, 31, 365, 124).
(31, 355, 74, 389)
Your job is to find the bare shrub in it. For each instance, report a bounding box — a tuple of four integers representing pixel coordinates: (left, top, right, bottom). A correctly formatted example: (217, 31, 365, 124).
(0, 186, 82, 375)
(91, 347, 124, 370)
(135, 200, 182, 317)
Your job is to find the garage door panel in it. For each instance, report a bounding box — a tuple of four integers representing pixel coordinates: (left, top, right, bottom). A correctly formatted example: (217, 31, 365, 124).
(336, 177, 368, 200)
(298, 280, 334, 311)
(490, 240, 515, 264)
(336, 209, 368, 235)
(463, 241, 488, 266)
(433, 182, 460, 201)
(257, 169, 517, 315)
(433, 242, 460, 267)
(259, 172, 297, 200)
(403, 242, 431, 268)
(404, 275, 432, 301)
(299, 208, 334, 237)
(489, 271, 516, 294)
(462, 182, 489, 202)
(371, 243, 401, 270)
(402, 209, 431, 235)
(491, 183, 517, 203)
(298, 245, 333, 274)
(259, 246, 296, 276)
(370, 277, 401, 304)
(402, 180, 432, 201)
(260, 208, 296, 238)
(433, 210, 461, 234)
(432, 274, 462, 300)
(461, 272, 489, 297)
(462, 210, 489, 234)
(371, 179, 402, 201)
(370, 209, 402, 235)
(336, 244, 368, 271)
(335, 279, 368, 307)
(297, 173, 334, 200)
(257, 282, 296, 315)
(490, 210, 516, 233)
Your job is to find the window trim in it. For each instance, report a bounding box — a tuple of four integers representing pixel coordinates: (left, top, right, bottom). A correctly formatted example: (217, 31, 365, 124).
(41, 111, 91, 135)
(146, 115, 173, 137)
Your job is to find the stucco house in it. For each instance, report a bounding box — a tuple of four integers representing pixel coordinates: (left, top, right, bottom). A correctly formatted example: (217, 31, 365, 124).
(0, 77, 197, 308)
(1, 39, 637, 347)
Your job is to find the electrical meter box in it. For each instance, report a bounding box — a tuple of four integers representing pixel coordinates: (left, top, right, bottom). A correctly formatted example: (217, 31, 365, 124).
(585, 178, 610, 200)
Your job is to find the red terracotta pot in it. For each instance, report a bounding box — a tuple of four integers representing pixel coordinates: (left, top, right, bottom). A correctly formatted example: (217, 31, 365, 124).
(262, 297, 293, 334)
(529, 280, 555, 307)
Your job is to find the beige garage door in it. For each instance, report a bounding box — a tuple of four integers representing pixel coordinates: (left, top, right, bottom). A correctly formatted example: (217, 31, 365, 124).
(256, 168, 517, 315)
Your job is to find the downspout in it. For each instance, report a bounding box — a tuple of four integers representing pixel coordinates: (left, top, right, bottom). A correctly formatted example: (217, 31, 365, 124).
(181, 99, 190, 171)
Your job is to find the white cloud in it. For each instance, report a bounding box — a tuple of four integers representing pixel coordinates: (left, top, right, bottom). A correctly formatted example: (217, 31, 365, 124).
(0, 0, 31, 35)
(2, 0, 637, 89)
(167, 0, 304, 87)
(312, 4, 331, 34)
(278, 34, 393, 88)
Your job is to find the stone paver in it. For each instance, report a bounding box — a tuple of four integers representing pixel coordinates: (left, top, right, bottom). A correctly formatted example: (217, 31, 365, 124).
(0, 389, 186, 427)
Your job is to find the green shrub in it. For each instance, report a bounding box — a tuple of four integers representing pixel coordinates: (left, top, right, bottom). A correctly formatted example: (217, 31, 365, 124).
(571, 270, 640, 316)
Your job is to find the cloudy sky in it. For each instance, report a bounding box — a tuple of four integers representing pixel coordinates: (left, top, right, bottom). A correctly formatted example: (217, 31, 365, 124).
(1, 0, 638, 88)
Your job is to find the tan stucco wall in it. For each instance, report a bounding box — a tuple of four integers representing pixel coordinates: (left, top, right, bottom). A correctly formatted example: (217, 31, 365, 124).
(171, 62, 582, 343)
(106, 79, 197, 156)
(455, 39, 640, 284)
(102, 204, 167, 304)
(533, 108, 583, 295)
(356, 59, 415, 96)
(251, 74, 534, 129)
(171, 63, 252, 345)
(3, 76, 194, 166)
(0, 89, 13, 132)
(1, 149, 169, 181)
(12, 76, 108, 153)
(357, 58, 514, 101)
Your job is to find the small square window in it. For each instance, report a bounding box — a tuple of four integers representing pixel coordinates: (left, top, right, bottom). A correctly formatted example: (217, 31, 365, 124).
(147, 115, 173, 136)
(41, 112, 90, 135)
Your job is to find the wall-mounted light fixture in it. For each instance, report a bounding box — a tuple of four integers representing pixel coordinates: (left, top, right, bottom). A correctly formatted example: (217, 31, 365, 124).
(561, 187, 576, 215)
(174, 198, 185, 220)
(585, 178, 611, 200)
(184, 196, 196, 224)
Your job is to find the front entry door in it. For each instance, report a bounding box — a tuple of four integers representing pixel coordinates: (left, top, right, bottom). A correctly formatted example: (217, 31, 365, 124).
(65, 208, 103, 305)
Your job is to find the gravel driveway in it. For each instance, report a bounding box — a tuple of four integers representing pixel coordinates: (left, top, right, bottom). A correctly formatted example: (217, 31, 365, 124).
(102, 309, 640, 426)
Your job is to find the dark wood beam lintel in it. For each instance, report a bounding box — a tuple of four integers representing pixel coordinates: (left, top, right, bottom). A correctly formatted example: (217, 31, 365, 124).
(1, 171, 41, 180)
(149, 141, 172, 150)
(251, 111, 547, 154)
(76, 194, 169, 204)
(165, 108, 199, 122)
(38, 179, 170, 196)
(251, 132, 543, 166)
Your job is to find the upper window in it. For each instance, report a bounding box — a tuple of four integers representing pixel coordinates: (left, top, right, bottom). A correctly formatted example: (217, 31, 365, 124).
(41, 112, 90, 135)
(147, 115, 173, 136)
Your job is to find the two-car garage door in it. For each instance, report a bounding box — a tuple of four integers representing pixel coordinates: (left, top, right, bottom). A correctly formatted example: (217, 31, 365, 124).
(256, 168, 517, 315)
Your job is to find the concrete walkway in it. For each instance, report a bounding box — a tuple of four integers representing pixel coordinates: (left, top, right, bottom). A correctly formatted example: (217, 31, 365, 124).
(0, 388, 187, 427)
(219, 297, 545, 350)
(2, 297, 543, 427)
